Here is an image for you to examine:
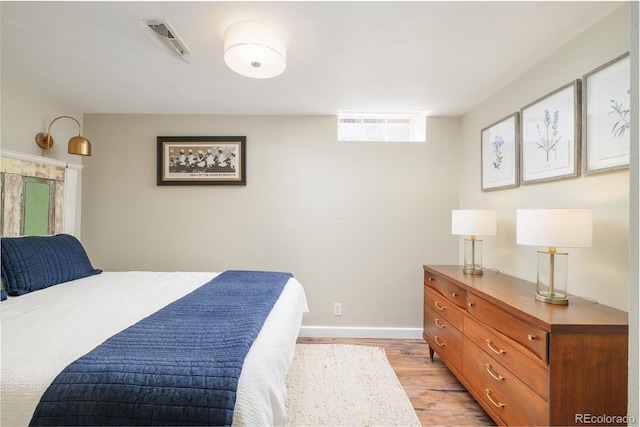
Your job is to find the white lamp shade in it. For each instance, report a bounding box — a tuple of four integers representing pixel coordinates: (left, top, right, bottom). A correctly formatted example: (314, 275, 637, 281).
(451, 210, 497, 236)
(224, 21, 286, 79)
(516, 209, 592, 248)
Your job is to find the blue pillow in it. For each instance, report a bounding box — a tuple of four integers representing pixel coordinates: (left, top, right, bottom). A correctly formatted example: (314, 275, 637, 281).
(0, 234, 102, 296)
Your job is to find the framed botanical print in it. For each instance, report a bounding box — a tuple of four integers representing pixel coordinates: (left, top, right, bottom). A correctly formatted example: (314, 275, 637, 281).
(157, 136, 246, 186)
(481, 113, 519, 191)
(520, 80, 581, 184)
(583, 53, 630, 174)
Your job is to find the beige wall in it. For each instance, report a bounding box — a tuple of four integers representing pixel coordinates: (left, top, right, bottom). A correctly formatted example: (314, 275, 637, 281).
(1, 4, 631, 322)
(1, 1, 636, 414)
(628, 2, 638, 422)
(80, 114, 461, 330)
(459, 4, 631, 311)
(0, 78, 88, 163)
(0, 77, 87, 237)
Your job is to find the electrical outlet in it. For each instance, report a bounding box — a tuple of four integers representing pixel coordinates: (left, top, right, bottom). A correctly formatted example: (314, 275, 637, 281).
(333, 302, 342, 316)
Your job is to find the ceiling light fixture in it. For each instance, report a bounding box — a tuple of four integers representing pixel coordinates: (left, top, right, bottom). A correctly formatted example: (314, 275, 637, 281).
(224, 21, 286, 79)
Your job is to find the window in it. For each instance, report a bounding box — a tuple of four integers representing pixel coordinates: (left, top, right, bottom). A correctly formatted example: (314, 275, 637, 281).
(337, 111, 427, 142)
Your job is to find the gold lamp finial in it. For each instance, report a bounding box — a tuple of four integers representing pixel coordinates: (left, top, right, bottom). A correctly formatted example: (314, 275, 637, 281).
(35, 115, 92, 156)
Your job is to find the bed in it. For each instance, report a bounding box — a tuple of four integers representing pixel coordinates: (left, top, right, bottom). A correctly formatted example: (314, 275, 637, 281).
(1, 234, 308, 426)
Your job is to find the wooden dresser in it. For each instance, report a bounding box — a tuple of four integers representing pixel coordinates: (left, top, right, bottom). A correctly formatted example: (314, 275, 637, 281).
(423, 265, 628, 426)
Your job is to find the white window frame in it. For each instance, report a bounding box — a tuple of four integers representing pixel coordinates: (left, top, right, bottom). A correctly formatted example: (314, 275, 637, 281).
(337, 110, 428, 143)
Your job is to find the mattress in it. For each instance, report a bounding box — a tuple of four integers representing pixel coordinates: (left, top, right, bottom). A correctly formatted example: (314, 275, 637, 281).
(0, 271, 308, 426)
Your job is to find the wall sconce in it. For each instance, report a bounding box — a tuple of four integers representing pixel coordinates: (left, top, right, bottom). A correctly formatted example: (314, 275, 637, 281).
(516, 209, 592, 305)
(451, 210, 497, 275)
(35, 116, 92, 157)
(223, 21, 287, 79)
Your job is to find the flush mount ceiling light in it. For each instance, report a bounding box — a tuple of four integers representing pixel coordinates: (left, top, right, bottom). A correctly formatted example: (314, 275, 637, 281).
(224, 21, 287, 79)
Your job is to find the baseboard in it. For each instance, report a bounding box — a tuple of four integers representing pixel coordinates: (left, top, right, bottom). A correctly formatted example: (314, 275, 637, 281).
(299, 326, 424, 339)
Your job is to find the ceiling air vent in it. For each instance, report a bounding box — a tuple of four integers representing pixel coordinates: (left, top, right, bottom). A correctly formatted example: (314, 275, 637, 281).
(140, 19, 191, 63)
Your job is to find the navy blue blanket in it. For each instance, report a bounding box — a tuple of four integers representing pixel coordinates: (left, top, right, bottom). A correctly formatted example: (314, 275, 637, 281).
(30, 270, 292, 426)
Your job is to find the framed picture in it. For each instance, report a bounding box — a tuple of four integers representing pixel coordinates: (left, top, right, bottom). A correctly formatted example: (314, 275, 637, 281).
(157, 136, 246, 186)
(583, 53, 630, 174)
(520, 80, 581, 184)
(481, 112, 519, 191)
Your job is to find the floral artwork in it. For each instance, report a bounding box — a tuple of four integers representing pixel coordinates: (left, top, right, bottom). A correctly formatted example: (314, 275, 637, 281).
(609, 94, 630, 138)
(583, 53, 630, 174)
(520, 81, 580, 184)
(535, 109, 561, 162)
(481, 113, 519, 191)
(492, 135, 504, 170)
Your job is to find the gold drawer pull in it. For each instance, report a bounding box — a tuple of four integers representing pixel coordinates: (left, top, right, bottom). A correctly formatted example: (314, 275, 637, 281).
(434, 336, 445, 347)
(468, 302, 475, 307)
(428, 277, 435, 282)
(485, 364, 505, 381)
(528, 334, 536, 341)
(434, 318, 446, 329)
(434, 301, 445, 311)
(486, 339, 505, 355)
(452, 292, 458, 297)
(485, 389, 505, 408)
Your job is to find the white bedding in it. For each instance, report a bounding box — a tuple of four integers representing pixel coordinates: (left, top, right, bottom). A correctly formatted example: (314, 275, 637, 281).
(0, 271, 308, 426)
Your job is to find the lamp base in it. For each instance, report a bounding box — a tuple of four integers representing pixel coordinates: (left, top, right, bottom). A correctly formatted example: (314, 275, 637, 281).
(463, 266, 484, 275)
(536, 250, 569, 305)
(463, 238, 484, 275)
(535, 290, 569, 305)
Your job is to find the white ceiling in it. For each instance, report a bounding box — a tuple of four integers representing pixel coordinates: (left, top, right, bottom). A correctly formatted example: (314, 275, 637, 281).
(1, 1, 624, 116)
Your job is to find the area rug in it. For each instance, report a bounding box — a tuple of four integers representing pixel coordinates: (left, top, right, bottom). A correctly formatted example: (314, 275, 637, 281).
(285, 344, 421, 426)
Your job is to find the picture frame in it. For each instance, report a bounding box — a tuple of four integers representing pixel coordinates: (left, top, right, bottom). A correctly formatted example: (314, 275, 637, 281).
(520, 80, 581, 184)
(582, 52, 630, 174)
(157, 136, 246, 186)
(481, 112, 519, 191)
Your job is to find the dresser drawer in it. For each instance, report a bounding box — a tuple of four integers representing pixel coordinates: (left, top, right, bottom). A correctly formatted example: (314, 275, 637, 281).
(424, 286, 465, 331)
(464, 339, 547, 426)
(465, 315, 548, 399)
(467, 293, 548, 362)
(424, 273, 467, 309)
(424, 305, 464, 374)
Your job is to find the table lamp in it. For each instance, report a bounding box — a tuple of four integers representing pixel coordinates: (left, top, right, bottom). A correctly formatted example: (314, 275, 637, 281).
(516, 209, 592, 305)
(451, 210, 497, 275)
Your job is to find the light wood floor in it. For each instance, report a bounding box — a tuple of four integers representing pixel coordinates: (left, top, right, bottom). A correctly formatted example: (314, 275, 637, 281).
(296, 337, 495, 426)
